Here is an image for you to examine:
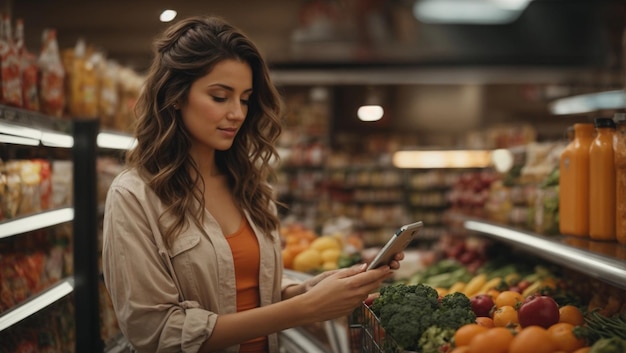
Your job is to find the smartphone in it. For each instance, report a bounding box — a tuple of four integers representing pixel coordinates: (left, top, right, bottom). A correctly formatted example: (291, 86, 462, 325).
(366, 221, 423, 270)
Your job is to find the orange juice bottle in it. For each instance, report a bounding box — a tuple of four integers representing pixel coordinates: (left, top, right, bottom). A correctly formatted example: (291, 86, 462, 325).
(589, 117, 616, 241)
(613, 113, 626, 244)
(559, 123, 594, 236)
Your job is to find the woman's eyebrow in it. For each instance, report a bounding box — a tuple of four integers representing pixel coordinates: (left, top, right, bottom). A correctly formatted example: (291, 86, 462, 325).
(208, 83, 253, 94)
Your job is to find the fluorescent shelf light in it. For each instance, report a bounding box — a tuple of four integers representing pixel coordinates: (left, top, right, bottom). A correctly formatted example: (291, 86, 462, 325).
(491, 148, 514, 173)
(393, 149, 492, 169)
(0, 277, 74, 331)
(0, 133, 40, 146)
(0, 121, 42, 140)
(41, 131, 74, 148)
(97, 132, 137, 150)
(0, 208, 74, 239)
(549, 90, 626, 115)
(414, 0, 532, 24)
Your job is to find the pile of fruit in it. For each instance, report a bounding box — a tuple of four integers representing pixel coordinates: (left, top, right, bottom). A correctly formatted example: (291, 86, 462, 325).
(366, 255, 626, 353)
(279, 223, 363, 273)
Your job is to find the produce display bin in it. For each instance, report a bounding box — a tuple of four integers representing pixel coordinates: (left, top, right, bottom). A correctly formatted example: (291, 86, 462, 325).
(349, 302, 403, 353)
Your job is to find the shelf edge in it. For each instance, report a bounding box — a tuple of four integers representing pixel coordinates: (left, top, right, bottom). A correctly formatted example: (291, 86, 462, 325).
(0, 277, 75, 332)
(0, 207, 74, 239)
(464, 219, 626, 291)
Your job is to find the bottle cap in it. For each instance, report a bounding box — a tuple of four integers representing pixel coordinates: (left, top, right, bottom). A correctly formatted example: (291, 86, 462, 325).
(594, 117, 616, 129)
(614, 112, 626, 123)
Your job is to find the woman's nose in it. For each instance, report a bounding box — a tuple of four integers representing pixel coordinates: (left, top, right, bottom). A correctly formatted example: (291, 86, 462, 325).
(228, 101, 246, 120)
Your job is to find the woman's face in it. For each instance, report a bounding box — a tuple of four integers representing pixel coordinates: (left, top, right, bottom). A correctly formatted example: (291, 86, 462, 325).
(180, 59, 253, 153)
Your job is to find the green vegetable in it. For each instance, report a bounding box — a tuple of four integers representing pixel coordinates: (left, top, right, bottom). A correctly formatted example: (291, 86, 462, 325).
(436, 292, 477, 329)
(418, 326, 455, 353)
(575, 310, 626, 344)
(337, 252, 362, 268)
(589, 337, 626, 353)
(370, 283, 475, 352)
(406, 259, 472, 288)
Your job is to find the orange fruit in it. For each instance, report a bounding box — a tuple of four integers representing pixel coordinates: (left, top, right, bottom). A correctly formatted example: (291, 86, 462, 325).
(453, 324, 489, 347)
(559, 305, 585, 326)
(486, 288, 501, 299)
(495, 290, 524, 309)
(548, 322, 586, 352)
(468, 327, 514, 353)
(475, 316, 495, 328)
(493, 305, 519, 327)
(572, 347, 591, 353)
(509, 326, 557, 353)
(282, 248, 296, 269)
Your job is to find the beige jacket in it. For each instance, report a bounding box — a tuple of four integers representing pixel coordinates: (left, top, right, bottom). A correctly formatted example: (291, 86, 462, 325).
(102, 169, 299, 353)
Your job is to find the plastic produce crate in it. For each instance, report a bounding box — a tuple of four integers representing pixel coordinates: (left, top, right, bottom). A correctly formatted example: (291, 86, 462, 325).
(349, 302, 404, 353)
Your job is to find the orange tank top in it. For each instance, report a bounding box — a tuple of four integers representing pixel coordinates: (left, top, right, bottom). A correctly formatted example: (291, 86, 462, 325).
(226, 218, 268, 353)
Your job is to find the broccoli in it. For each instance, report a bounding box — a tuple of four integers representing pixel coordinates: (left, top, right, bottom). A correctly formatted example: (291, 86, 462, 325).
(383, 305, 434, 350)
(418, 326, 456, 353)
(437, 292, 476, 329)
(369, 283, 476, 352)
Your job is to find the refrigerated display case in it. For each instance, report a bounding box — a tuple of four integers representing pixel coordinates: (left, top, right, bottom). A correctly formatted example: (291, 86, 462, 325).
(0, 106, 102, 352)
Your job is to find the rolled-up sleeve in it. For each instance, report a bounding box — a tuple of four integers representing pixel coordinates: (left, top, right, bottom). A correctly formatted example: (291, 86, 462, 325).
(102, 184, 216, 353)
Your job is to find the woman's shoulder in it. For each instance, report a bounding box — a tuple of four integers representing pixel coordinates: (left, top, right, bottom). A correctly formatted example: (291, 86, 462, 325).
(109, 168, 151, 195)
(111, 168, 139, 185)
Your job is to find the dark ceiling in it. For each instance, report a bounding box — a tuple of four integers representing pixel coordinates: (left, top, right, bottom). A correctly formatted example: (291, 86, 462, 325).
(7, 0, 626, 86)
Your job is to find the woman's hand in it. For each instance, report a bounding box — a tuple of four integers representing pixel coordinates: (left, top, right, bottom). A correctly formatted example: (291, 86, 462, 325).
(300, 263, 392, 322)
(387, 251, 405, 270)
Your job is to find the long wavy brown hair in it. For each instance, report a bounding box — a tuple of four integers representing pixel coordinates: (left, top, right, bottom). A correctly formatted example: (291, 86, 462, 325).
(126, 15, 283, 248)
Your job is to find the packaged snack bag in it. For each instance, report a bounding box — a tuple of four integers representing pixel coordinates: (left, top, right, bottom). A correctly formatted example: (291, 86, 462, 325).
(0, 13, 23, 107)
(38, 28, 65, 118)
(15, 18, 39, 111)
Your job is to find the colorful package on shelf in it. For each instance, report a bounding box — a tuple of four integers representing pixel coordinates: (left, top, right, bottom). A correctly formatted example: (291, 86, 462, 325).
(38, 28, 65, 118)
(0, 14, 23, 108)
(62, 38, 101, 118)
(15, 18, 40, 112)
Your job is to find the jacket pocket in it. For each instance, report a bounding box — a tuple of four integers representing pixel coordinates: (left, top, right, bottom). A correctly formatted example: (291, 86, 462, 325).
(167, 231, 201, 257)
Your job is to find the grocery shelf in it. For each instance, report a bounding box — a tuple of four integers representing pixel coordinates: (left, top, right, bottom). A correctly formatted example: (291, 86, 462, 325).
(464, 219, 626, 290)
(0, 207, 74, 239)
(0, 277, 74, 332)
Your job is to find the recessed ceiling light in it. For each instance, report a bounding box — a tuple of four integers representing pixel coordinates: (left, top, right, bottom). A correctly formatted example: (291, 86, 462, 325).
(160, 9, 177, 23)
(357, 105, 384, 122)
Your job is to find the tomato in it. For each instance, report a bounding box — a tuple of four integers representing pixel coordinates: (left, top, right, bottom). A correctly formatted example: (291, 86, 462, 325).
(518, 295, 560, 328)
(471, 294, 495, 317)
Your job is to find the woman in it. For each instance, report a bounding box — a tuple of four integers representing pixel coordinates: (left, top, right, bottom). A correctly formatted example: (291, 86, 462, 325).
(102, 15, 402, 353)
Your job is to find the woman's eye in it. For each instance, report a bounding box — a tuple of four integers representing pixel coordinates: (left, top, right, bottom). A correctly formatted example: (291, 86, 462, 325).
(241, 99, 250, 106)
(212, 96, 227, 103)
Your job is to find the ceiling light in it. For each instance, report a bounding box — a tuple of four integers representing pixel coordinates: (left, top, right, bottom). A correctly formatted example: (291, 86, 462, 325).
(413, 0, 533, 24)
(393, 150, 493, 169)
(358, 86, 385, 122)
(160, 9, 177, 23)
(549, 90, 626, 115)
(357, 105, 384, 122)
